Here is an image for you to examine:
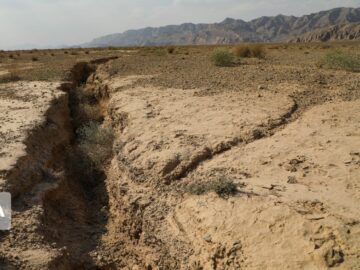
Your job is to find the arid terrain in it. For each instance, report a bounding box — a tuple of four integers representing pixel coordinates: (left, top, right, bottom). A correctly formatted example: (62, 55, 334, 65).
(0, 43, 360, 269)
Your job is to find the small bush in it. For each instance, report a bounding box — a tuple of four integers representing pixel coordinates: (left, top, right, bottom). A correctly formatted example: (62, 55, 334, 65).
(167, 47, 175, 54)
(211, 48, 234, 66)
(251, 44, 266, 58)
(64, 51, 69, 54)
(233, 45, 251, 57)
(233, 44, 266, 58)
(77, 122, 114, 168)
(79, 103, 103, 122)
(32, 57, 39, 61)
(185, 177, 238, 198)
(321, 50, 360, 72)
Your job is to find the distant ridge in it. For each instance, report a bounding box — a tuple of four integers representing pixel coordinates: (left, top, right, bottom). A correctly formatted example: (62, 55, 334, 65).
(289, 23, 360, 42)
(83, 7, 360, 47)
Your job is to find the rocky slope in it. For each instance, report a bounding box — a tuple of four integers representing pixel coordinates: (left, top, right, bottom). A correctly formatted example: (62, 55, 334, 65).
(289, 23, 360, 42)
(83, 7, 360, 47)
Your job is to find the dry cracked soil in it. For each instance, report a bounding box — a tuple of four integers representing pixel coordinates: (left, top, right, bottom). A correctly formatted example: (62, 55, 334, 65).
(0, 44, 360, 269)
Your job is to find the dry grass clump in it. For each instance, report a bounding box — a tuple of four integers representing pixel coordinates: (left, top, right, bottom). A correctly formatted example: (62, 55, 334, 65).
(77, 122, 114, 168)
(185, 177, 238, 198)
(211, 48, 234, 66)
(233, 44, 266, 58)
(321, 50, 360, 72)
(32, 56, 39, 61)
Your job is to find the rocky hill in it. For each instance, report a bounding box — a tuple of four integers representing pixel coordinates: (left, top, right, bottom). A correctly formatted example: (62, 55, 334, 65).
(289, 23, 360, 42)
(83, 7, 360, 47)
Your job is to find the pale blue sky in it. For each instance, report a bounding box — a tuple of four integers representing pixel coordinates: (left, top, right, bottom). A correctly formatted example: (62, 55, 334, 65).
(1, 0, 360, 49)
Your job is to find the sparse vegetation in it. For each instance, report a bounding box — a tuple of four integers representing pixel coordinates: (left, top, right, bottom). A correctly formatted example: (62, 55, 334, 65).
(233, 44, 266, 58)
(77, 122, 114, 168)
(185, 177, 238, 197)
(0, 72, 21, 83)
(31, 57, 39, 61)
(321, 50, 360, 72)
(211, 48, 234, 66)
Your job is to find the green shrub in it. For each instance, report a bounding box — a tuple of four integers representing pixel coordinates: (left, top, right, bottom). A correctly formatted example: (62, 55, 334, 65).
(211, 48, 234, 66)
(322, 50, 360, 72)
(185, 177, 238, 198)
(77, 122, 114, 168)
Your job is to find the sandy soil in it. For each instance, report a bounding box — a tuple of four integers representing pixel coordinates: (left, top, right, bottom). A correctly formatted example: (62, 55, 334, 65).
(0, 81, 62, 184)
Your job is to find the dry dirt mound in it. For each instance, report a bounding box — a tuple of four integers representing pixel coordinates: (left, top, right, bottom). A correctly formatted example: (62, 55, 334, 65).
(108, 84, 296, 184)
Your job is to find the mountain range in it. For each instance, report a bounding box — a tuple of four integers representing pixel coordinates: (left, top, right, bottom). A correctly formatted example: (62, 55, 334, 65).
(83, 7, 360, 47)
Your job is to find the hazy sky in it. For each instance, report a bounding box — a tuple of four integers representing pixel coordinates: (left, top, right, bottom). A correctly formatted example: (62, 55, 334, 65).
(1, 0, 360, 49)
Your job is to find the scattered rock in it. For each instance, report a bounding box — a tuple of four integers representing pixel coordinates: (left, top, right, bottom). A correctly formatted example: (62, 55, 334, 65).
(324, 247, 344, 267)
(287, 176, 298, 184)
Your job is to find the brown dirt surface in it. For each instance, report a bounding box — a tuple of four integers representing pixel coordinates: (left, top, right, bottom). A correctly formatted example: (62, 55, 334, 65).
(0, 43, 360, 269)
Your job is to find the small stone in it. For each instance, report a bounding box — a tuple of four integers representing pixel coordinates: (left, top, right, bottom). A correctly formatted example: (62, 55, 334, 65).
(233, 240, 241, 246)
(203, 235, 212, 243)
(258, 85, 265, 90)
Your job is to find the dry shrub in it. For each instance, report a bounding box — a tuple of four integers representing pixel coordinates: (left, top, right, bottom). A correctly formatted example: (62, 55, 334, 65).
(77, 122, 114, 168)
(233, 44, 266, 58)
(233, 45, 251, 57)
(211, 48, 234, 66)
(79, 103, 103, 122)
(185, 177, 238, 198)
(32, 56, 39, 61)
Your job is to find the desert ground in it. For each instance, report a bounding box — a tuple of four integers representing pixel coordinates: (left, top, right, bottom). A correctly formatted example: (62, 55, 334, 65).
(0, 43, 359, 269)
